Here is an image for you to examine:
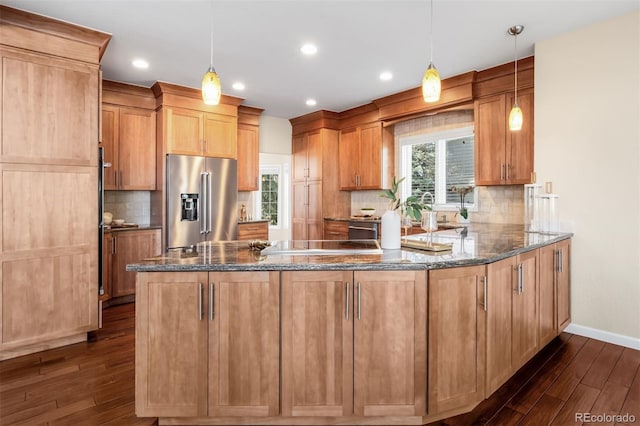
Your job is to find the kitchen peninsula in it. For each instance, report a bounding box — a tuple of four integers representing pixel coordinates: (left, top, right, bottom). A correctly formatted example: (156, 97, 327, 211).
(128, 223, 571, 425)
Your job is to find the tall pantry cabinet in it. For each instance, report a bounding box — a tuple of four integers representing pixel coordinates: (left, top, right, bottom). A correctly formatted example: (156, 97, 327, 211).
(0, 6, 111, 360)
(290, 112, 350, 240)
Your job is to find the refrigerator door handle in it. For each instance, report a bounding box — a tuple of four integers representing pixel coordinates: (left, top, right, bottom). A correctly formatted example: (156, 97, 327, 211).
(200, 172, 207, 235)
(207, 172, 212, 234)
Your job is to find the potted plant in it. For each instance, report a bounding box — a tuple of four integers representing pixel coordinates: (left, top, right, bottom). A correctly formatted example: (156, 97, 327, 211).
(379, 177, 430, 248)
(379, 176, 430, 221)
(450, 185, 474, 223)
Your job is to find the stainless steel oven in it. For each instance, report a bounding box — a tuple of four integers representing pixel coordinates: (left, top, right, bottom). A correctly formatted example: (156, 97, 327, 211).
(347, 221, 379, 240)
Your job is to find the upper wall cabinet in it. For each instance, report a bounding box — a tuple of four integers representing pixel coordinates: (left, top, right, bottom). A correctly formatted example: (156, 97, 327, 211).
(102, 86, 157, 190)
(339, 121, 394, 191)
(152, 82, 241, 160)
(474, 88, 534, 185)
(237, 106, 263, 191)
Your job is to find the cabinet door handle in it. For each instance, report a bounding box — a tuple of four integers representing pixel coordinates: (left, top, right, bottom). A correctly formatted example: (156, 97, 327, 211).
(198, 283, 203, 320)
(559, 249, 564, 273)
(345, 282, 350, 320)
(501, 164, 505, 181)
(209, 282, 214, 321)
(506, 164, 510, 181)
(111, 236, 116, 254)
(482, 276, 488, 312)
(519, 264, 524, 294)
(357, 282, 361, 320)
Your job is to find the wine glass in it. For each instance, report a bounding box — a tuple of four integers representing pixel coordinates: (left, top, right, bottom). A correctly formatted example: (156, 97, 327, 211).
(421, 210, 438, 246)
(401, 212, 413, 241)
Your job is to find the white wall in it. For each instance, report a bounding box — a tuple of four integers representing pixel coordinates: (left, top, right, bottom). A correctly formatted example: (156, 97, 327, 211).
(535, 10, 640, 344)
(259, 115, 292, 154)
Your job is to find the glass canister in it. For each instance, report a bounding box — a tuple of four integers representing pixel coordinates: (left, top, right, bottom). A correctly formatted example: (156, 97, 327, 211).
(524, 184, 542, 232)
(537, 193, 559, 234)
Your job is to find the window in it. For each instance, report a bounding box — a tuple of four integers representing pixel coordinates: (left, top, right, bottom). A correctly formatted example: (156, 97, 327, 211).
(399, 126, 476, 210)
(259, 167, 279, 226)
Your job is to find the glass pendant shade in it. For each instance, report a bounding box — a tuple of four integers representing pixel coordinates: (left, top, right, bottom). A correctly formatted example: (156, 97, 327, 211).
(509, 105, 523, 131)
(422, 63, 441, 103)
(202, 66, 221, 105)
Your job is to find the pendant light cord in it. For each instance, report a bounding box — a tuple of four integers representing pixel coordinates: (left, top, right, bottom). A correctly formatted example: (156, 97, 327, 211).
(429, 0, 434, 64)
(210, 0, 214, 67)
(514, 30, 518, 106)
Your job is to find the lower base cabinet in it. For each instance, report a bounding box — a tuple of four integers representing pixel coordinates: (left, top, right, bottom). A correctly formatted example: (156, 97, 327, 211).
(135, 271, 280, 418)
(428, 265, 486, 414)
(281, 270, 427, 417)
(108, 229, 162, 298)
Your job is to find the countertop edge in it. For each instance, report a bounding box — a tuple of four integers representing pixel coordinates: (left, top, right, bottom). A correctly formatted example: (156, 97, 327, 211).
(126, 233, 572, 272)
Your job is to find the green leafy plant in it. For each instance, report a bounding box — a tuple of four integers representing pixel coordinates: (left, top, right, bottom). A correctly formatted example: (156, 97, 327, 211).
(379, 177, 431, 221)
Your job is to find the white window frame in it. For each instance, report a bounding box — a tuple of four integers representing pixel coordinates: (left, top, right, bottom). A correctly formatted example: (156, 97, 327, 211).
(254, 164, 289, 229)
(398, 126, 478, 212)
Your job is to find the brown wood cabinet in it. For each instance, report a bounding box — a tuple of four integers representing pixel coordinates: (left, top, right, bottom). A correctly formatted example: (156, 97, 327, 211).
(164, 106, 237, 159)
(539, 244, 557, 347)
(237, 221, 269, 241)
(428, 265, 486, 414)
(324, 220, 349, 240)
(135, 271, 279, 418)
(474, 88, 534, 185)
(281, 270, 426, 417)
(0, 7, 110, 360)
(108, 229, 162, 299)
(291, 127, 349, 240)
(339, 122, 394, 190)
(237, 106, 262, 191)
(101, 104, 156, 190)
(486, 249, 539, 395)
(281, 271, 353, 417)
(556, 240, 571, 332)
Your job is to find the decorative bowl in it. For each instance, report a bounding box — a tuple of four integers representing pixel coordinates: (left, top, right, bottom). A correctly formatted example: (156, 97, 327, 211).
(113, 219, 125, 226)
(360, 208, 376, 216)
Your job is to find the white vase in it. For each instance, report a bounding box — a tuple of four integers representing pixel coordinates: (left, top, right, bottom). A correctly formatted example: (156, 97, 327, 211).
(381, 209, 401, 249)
(457, 213, 470, 224)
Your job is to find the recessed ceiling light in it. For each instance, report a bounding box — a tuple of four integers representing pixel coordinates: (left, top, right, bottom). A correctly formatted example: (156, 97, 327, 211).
(379, 71, 393, 81)
(131, 59, 149, 69)
(300, 43, 318, 56)
(232, 82, 245, 91)
(306, 99, 317, 106)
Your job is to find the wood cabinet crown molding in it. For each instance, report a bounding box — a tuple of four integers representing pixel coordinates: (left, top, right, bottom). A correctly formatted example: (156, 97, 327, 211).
(0, 5, 111, 63)
(102, 80, 156, 110)
(151, 81, 243, 114)
(290, 110, 341, 134)
(291, 57, 533, 128)
(238, 105, 264, 126)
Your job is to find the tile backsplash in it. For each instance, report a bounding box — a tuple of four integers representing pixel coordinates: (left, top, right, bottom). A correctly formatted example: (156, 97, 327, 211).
(104, 191, 151, 225)
(350, 186, 524, 224)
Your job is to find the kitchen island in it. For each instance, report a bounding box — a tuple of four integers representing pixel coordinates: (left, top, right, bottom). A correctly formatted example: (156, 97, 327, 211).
(128, 223, 572, 425)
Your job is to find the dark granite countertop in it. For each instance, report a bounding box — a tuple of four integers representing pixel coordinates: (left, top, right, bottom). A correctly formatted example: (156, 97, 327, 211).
(126, 223, 572, 272)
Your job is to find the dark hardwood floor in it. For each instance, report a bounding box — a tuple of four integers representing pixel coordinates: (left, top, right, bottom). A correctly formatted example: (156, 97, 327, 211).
(1, 303, 638, 425)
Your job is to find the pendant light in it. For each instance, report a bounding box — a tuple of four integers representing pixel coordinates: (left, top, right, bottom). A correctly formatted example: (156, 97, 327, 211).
(422, 0, 441, 103)
(508, 25, 524, 131)
(202, 1, 221, 105)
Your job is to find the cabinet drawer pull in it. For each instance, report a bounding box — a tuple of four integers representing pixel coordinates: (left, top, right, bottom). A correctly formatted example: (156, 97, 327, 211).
(209, 283, 214, 321)
(519, 264, 524, 294)
(345, 282, 350, 320)
(559, 249, 564, 273)
(198, 283, 203, 320)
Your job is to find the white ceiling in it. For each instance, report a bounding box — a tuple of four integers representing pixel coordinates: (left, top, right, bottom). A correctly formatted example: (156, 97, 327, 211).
(4, 0, 638, 118)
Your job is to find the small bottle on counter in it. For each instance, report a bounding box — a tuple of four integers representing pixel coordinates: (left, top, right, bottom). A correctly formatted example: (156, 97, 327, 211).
(240, 204, 247, 222)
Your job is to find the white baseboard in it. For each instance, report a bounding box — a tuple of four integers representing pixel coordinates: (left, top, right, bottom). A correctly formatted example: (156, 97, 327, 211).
(564, 323, 640, 350)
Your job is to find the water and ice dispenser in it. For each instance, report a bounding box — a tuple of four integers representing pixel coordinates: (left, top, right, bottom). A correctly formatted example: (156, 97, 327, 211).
(181, 193, 199, 221)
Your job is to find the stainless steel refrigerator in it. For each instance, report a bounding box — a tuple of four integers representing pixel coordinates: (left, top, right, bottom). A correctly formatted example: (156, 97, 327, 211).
(166, 154, 238, 249)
